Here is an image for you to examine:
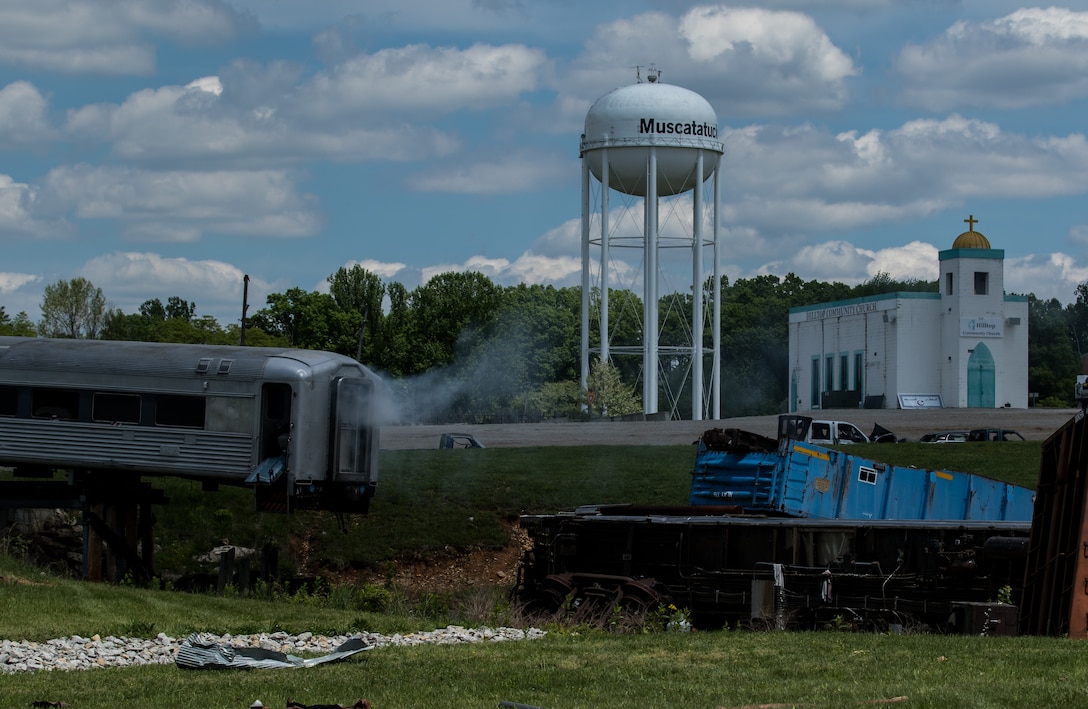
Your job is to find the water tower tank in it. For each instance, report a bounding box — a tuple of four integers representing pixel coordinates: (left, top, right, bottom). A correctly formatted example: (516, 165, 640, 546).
(581, 79, 723, 197)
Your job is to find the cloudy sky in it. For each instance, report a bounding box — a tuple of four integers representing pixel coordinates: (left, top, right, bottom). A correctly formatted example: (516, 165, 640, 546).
(2, 0, 1088, 326)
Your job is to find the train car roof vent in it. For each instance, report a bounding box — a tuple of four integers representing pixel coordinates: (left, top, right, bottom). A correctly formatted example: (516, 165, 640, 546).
(196, 357, 213, 374)
(217, 359, 234, 375)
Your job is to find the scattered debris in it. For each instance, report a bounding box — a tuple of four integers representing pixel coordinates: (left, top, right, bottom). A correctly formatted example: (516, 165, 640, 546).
(175, 633, 370, 670)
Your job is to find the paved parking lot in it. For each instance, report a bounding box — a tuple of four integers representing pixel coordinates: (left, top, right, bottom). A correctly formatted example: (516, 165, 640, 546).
(381, 408, 1080, 450)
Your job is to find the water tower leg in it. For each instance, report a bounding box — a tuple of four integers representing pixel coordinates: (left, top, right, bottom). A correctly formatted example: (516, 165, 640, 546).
(692, 152, 704, 421)
(644, 148, 659, 415)
(580, 158, 591, 396)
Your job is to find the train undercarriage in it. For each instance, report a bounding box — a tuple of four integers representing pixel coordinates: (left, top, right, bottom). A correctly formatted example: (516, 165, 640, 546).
(516, 505, 1031, 634)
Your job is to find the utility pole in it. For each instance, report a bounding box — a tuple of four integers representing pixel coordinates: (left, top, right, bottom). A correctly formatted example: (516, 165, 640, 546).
(240, 274, 250, 346)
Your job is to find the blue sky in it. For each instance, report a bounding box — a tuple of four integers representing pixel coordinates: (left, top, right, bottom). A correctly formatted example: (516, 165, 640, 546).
(2, 0, 1088, 326)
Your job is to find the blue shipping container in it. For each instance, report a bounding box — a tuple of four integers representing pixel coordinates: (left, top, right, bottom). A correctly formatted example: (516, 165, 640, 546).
(690, 436, 1034, 523)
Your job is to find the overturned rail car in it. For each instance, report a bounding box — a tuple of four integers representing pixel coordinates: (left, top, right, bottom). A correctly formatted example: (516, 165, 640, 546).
(0, 336, 382, 514)
(517, 505, 1030, 632)
(517, 415, 1039, 633)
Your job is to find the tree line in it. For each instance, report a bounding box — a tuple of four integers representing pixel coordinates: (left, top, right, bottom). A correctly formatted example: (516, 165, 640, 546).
(1, 269, 1082, 422)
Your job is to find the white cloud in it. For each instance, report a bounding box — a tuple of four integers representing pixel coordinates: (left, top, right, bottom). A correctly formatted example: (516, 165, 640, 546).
(718, 117, 1088, 243)
(407, 150, 574, 193)
(343, 259, 409, 280)
(1005, 252, 1088, 303)
(0, 82, 55, 146)
(64, 68, 463, 167)
(753, 240, 935, 287)
(0, 0, 254, 75)
(1070, 224, 1088, 245)
(896, 7, 1088, 110)
(38, 165, 322, 240)
(295, 43, 548, 118)
(0, 271, 40, 294)
(81, 251, 260, 320)
(866, 241, 940, 281)
(562, 6, 858, 117)
(0, 173, 73, 239)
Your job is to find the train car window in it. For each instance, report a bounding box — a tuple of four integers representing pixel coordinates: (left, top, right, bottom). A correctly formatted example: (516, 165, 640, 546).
(156, 394, 206, 428)
(31, 388, 78, 420)
(332, 377, 374, 477)
(92, 392, 141, 424)
(205, 395, 253, 433)
(0, 386, 16, 417)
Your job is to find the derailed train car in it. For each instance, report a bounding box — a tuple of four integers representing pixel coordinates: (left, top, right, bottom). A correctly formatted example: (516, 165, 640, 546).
(517, 505, 1029, 632)
(0, 336, 382, 514)
(516, 417, 1035, 633)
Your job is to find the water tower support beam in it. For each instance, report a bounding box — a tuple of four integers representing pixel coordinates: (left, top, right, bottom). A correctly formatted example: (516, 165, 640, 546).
(692, 151, 704, 420)
(644, 148, 659, 415)
(580, 158, 591, 394)
(712, 160, 722, 419)
(600, 150, 610, 364)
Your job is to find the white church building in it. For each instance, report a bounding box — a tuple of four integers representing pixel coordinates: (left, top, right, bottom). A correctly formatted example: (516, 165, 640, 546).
(787, 218, 1029, 411)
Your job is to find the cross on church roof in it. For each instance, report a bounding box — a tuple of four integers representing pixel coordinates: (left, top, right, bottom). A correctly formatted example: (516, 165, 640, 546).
(964, 214, 978, 231)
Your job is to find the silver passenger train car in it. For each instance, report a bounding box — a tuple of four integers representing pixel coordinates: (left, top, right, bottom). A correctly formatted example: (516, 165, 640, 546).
(0, 336, 381, 513)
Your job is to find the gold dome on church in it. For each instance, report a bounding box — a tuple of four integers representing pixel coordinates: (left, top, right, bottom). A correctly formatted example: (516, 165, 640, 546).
(952, 215, 990, 248)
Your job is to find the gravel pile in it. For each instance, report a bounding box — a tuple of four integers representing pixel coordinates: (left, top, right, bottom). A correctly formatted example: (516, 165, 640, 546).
(0, 626, 547, 674)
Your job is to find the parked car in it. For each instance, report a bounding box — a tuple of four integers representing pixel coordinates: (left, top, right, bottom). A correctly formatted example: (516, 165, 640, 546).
(920, 430, 970, 443)
(968, 428, 1025, 442)
(438, 433, 485, 449)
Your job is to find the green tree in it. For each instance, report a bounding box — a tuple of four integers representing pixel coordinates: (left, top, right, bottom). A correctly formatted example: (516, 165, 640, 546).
(372, 281, 414, 375)
(327, 265, 385, 360)
(1026, 295, 1078, 405)
(165, 296, 196, 321)
(408, 271, 503, 371)
(249, 288, 344, 351)
(586, 356, 642, 417)
(39, 277, 108, 339)
(0, 307, 36, 336)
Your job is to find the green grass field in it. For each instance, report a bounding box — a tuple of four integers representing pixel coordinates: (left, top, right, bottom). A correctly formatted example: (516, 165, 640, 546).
(1, 439, 1067, 708)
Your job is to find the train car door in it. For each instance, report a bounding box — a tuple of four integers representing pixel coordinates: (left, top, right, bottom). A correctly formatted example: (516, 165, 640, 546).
(259, 383, 292, 462)
(330, 376, 376, 483)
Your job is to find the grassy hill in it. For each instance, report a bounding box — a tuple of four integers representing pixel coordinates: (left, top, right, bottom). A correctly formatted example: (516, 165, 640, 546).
(138, 440, 1042, 580)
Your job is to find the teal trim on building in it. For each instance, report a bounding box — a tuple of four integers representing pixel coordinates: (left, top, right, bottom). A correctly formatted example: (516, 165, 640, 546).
(790, 290, 937, 316)
(967, 342, 996, 408)
(939, 248, 1004, 261)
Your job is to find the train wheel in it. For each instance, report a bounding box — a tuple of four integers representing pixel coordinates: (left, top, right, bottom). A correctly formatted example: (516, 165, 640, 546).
(617, 578, 666, 613)
(539, 573, 576, 611)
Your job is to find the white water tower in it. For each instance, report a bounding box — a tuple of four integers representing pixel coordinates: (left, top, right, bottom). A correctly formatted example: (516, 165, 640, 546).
(580, 70, 725, 419)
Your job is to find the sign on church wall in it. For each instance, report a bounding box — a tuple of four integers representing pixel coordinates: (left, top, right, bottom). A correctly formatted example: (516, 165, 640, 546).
(960, 316, 1003, 338)
(802, 302, 880, 321)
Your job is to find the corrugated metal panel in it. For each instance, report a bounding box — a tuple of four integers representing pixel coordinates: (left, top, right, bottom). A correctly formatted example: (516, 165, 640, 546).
(0, 337, 276, 380)
(0, 420, 253, 479)
(1020, 411, 1088, 637)
(688, 449, 779, 507)
(691, 438, 1034, 523)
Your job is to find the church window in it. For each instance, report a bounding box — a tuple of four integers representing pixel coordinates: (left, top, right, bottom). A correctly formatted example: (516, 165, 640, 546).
(945, 273, 953, 295)
(811, 358, 820, 407)
(974, 271, 988, 295)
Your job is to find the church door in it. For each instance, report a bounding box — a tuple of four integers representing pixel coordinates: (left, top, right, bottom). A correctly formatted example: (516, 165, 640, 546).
(967, 342, 996, 408)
